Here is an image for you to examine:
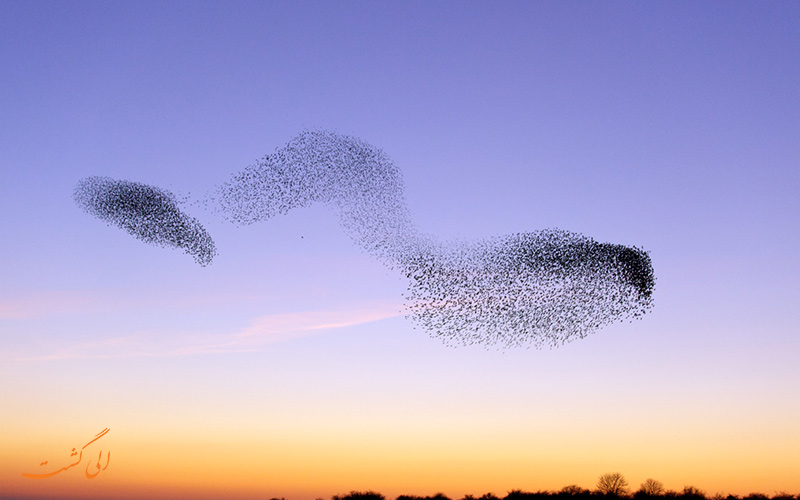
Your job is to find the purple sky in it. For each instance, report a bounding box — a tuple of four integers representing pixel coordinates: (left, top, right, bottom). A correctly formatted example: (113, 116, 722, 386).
(1, 2, 799, 497)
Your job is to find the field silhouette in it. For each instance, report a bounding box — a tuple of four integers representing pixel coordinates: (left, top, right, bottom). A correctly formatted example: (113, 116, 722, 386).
(306, 475, 799, 500)
(313, 489, 799, 500)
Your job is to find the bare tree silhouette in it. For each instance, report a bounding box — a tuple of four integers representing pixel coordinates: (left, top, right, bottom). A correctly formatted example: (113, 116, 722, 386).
(459, 495, 502, 500)
(333, 491, 386, 500)
(559, 486, 591, 497)
(680, 486, 706, 500)
(477, 494, 501, 500)
(397, 494, 452, 500)
(505, 490, 555, 500)
(597, 473, 630, 496)
(635, 479, 666, 498)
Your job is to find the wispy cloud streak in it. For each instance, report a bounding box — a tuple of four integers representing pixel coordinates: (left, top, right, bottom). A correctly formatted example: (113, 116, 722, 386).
(13, 301, 404, 361)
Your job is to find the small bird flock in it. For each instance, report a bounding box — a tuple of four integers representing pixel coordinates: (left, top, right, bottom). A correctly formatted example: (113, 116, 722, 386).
(74, 130, 654, 348)
(74, 176, 216, 266)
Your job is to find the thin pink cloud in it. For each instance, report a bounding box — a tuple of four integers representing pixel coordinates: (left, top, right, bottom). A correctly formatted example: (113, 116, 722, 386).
(13, 301, 405, 361)
(236, 302, 404, 338)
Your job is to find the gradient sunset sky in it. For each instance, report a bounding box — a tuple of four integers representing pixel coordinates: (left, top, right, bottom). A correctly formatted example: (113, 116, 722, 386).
(1, 2, 799, 499)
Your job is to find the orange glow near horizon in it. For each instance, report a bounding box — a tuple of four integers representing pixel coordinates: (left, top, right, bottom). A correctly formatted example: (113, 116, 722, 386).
(3, 418, 799, 500)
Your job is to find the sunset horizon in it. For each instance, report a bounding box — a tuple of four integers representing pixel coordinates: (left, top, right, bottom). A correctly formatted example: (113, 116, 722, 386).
(2, 1, 798, 499)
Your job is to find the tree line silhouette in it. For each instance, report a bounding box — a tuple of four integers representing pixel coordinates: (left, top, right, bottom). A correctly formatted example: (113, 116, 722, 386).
(282, 473, 799, 500)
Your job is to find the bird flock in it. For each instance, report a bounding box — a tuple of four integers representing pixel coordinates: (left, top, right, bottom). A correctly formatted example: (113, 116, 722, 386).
(74, 176, 216, 266)
(74, 130, 654, 348)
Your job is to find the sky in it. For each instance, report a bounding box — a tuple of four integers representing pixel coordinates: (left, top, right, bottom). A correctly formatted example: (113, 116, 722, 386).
(1, 1, 799, 499)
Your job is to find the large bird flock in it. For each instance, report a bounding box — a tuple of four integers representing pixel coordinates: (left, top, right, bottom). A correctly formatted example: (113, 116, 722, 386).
(74, 130, 654, 348)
